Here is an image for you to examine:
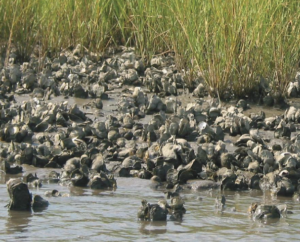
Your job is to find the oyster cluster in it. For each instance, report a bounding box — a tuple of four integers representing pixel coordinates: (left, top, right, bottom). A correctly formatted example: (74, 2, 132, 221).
(1, 45, 300, 218)
(138, 191, 186, 222)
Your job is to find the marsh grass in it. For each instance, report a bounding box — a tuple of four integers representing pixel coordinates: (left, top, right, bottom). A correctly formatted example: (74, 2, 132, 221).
(1, 0, 300, 99)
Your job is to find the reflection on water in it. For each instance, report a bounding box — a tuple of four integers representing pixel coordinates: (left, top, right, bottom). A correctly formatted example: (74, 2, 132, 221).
(32, 205, 49, 213)
(139, 221, 167, 235)
(6, 210, 32, 235)
(69, 186, 86, 196)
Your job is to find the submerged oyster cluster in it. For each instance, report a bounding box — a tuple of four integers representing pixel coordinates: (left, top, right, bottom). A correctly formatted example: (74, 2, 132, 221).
(1, 46, 300, 220)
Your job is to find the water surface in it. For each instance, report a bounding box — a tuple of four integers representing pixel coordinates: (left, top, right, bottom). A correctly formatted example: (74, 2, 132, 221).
(3, 93, 299, 241)
(0, 166, 299, 242)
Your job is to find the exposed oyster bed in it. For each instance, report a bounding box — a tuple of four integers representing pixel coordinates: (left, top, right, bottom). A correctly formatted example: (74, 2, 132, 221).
(1, 45, 300, 222)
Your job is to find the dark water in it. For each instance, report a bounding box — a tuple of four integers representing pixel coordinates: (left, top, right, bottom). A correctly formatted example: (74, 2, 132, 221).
(0, 166, 300, 242)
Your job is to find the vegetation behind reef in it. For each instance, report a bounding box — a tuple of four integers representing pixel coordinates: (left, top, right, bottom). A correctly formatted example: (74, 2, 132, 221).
(1, 0, 300, 99)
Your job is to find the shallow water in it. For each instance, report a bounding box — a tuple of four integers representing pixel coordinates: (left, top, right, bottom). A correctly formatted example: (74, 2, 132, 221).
(5, 93, 300, 241)
(0, 165, 300, 242)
